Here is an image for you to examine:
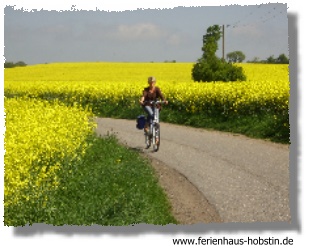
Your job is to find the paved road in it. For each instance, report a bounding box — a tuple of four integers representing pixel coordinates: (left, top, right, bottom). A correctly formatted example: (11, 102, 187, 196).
(95, 117, 291, 223)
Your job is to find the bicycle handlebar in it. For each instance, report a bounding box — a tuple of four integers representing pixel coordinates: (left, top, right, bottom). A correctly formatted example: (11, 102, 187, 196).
(143, 100, 167, 105)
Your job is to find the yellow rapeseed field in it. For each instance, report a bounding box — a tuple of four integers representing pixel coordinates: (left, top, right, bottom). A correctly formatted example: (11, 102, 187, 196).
(4, 62, 289, 208)
(4, 62, 289, 117)
(4, 97, 96, 208)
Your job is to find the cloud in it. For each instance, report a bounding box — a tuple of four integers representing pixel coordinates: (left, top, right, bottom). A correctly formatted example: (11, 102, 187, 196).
(166, 34, 182, 46)
(112, 23, 165, 41)
(105, 22, 188, 47)
(230, 24, 263, 38)
(35, 21, 189, 48)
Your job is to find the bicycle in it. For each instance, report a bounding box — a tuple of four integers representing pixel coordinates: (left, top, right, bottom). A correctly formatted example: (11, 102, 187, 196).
(142, 100, 167, 152)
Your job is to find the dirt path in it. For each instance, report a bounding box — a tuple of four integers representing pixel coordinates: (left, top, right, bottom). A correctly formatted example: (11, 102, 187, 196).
(147, 156, 223, 224)
(95, 117, 290, 224)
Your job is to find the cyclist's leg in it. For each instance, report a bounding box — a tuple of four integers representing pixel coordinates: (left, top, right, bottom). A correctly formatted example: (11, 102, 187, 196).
(143, 105, 154, 120)
(143, 106, 154, 131)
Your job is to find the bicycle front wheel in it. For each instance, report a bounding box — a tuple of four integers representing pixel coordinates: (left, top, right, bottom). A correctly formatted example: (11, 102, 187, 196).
(153, 123, 160, 152)
(145, 131, 151, 149)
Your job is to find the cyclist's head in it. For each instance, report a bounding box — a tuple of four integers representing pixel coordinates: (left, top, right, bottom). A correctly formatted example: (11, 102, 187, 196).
(148, 76, 156, 84)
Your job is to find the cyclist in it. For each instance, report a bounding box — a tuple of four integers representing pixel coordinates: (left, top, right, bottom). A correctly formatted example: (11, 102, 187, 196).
(139, 76, 168, 133)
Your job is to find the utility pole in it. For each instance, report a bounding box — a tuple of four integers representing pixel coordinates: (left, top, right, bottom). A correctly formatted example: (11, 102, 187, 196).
(222, 24, 225, 61)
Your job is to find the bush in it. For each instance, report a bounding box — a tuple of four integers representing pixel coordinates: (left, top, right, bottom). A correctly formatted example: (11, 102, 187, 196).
(192, 24, 247, 82)
(192, 58, 246, 82)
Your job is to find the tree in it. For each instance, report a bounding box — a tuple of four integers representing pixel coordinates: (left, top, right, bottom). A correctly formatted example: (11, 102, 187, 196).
(266, 55, 276, 64)
(15, 61, 27, 67)
(201, 25, 222, 61)
(276, 54, 289, 64)
(192, 25, 246, 82)
(226, 51, 246, 63)
(247, 57, 260, 63)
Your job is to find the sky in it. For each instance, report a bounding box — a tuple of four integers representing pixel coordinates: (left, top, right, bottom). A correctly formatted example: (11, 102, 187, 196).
(4, 2, 289, 65)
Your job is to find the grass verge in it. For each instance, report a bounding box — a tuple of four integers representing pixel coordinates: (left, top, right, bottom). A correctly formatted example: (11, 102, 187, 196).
(160, 110, 290, 144)
(5, 135, 178, 226)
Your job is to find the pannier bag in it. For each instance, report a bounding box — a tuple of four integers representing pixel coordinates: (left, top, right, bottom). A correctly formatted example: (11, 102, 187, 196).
(136, 115, 146, 130)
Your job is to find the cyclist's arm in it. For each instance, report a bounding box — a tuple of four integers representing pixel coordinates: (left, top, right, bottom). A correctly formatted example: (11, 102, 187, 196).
(139, 96, 145, 105)
(156, 88, 168, 104)
(139, 90, 147, 105)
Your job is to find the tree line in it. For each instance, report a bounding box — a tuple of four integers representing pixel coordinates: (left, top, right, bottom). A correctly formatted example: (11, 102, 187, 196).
(227, 51, 289, 64)
(4, 61, 27, 68)
(246, 54, 289, 64)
